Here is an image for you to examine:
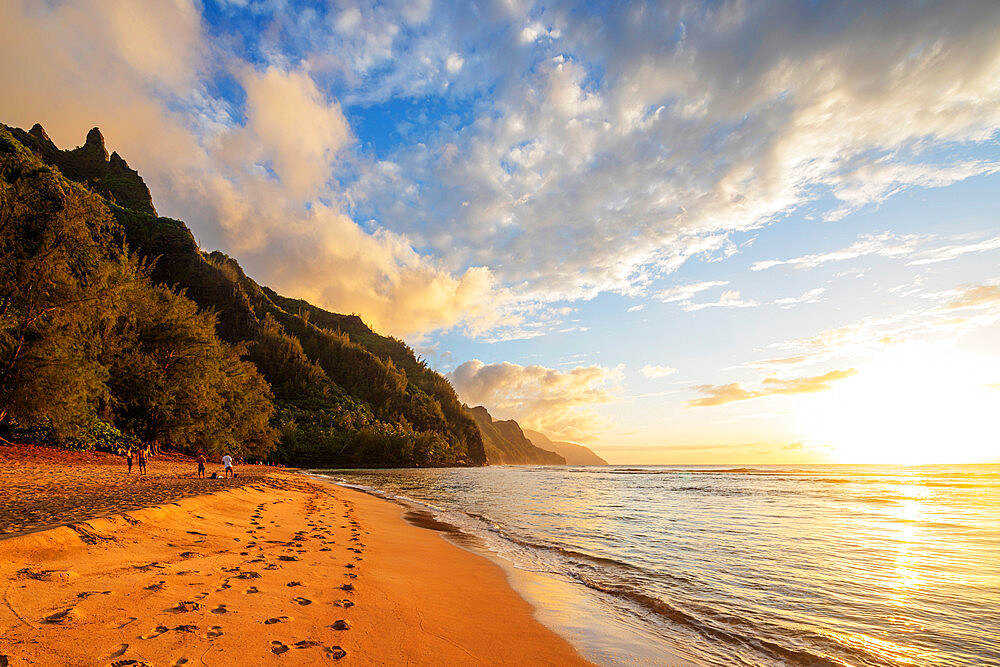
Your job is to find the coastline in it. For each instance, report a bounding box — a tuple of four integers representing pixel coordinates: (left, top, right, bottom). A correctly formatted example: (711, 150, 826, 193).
(0, 446, 590, 665)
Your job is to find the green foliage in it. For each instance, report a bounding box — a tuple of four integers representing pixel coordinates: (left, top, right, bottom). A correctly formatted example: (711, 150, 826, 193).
(0, 125, 276, 458)
(1, 122, 487, 467)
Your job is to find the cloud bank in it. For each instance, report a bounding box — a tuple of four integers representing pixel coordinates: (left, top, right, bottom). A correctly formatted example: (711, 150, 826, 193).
(447, 359, 622, 441)
(3, 0, 1000, 339)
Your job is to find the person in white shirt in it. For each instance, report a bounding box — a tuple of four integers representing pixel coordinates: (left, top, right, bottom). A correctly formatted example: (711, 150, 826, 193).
(221, 453, 234, 478)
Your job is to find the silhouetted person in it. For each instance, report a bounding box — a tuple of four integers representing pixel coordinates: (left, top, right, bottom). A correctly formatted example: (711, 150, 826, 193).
(137, 447, 148, 475)
(125, 447, 133, 474)
(222, 453, 234, 478)
(197, 453, 206, 478)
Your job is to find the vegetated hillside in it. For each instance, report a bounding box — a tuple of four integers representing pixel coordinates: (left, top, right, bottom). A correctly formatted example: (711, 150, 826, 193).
(464, 405, 565, 465)
(0, 125, 274, 458)
(522, 429, 607, 465)
(2, 123, 486, 467)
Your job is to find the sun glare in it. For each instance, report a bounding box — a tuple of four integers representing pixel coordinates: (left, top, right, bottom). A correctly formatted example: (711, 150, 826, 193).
(798, 349, 1000, 464)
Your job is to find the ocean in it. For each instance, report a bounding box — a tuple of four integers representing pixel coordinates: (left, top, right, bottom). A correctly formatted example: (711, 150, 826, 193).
(312, 465, 1000, 666)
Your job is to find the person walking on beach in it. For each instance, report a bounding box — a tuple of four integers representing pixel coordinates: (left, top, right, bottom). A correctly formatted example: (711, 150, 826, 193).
(222, 453, 234, 478)
(137, 446, 148, 476)
(197, 453, 206, 478)
(125, 447, 133, 474)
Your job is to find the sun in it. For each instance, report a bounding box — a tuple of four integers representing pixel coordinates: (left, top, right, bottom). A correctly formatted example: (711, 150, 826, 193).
(797, 348, 1000, 464)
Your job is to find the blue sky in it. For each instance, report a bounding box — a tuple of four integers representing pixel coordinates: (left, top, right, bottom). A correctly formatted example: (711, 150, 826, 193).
(2, 0, 999, 462)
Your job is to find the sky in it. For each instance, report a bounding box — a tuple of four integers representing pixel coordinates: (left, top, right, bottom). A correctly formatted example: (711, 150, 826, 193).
(2, 0, 999, 464)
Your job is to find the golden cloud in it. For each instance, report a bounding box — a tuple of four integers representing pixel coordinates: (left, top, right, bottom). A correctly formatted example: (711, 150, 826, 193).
(447, 360, 622, 441)
(687, 369, 858, 407)
(947, 284, 1000, 309)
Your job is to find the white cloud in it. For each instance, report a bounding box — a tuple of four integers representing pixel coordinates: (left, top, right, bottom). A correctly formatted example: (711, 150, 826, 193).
(5, 0, 1000, 339)
(752, 233, 922, 271)
(909, 235, 1000, 266)
(682, 289, 758, 311)
(445, 53, 464, 74)
(347, 1, 1000, 308)
(753, 232, 1000, 273)
(773, 287, 825, 308)
(656, 281, 729, 303)
(642, 365, 677, 379)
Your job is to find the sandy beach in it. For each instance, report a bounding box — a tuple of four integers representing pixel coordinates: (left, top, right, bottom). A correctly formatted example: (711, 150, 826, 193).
(0, 445, 590, 665)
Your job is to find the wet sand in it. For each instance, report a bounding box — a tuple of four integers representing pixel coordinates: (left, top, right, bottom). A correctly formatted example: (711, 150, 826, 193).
(0, 445, 590, 665)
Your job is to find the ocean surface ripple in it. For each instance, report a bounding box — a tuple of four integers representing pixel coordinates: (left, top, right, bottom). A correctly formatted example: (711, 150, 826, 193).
(315, 464, 1000, 666)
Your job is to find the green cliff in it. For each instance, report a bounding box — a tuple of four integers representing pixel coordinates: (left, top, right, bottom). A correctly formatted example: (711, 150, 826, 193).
(464, 405, 565, 465)
(0, 123, 485, 467)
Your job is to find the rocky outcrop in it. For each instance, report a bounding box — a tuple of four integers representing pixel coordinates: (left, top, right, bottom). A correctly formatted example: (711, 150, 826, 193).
(6, 124, 157, 215)
(465, 405, 565, 465)
(523, 429, 607, 465)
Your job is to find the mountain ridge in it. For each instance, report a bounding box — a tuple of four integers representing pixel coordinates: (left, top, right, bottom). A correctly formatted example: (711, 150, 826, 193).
(1, 122, 485, 467)
(523, 429, 608, 465)
(464, 405, 565, 465)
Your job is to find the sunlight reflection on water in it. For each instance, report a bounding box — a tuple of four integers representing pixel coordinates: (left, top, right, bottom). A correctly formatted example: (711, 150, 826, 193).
(319, 464, 1000, 666)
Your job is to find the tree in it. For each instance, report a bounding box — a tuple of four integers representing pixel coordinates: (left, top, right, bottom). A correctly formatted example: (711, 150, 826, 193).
(0, 134, 119, 438)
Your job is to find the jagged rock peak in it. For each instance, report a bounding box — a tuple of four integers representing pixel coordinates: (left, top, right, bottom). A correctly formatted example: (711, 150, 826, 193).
(85, 127, 109, 161)
(29, 123, 52, 144)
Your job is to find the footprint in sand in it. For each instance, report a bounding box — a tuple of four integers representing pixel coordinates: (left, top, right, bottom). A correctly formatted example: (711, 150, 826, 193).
(333, 600, 354, 608)
(319, 547, 333, 552)
(344, 564, 355, 569)
(278, 555, 300, 562)
(44, 607, 82, 624)
(294, 640, 323, 648)
(101, 643, 128, 659)
(111, 660, 154, 667)
(211, 605, 229, 614)
(20, 568, 80, 583)
(325, 646, 347, 660)
(171, 658, 189, 666)
(110, 616, 137, 629)
(140, 625, 169, 640)
(270, 641, 290, 655)
(78, 590, 112, 599)
(346, 573, 358, 579)
(293, 597, 312, 606)
(286, 581, 304, 587)
(264, 616, 290, 625)
(245, 586, 260, 594)
(173, 600, 203, 612)
(174, 625, 199, 633)
(330, 620, 351, 631)
(206, 626, 224, 639)
(340, 584, 354, 592)
(134, 562, 168, 572)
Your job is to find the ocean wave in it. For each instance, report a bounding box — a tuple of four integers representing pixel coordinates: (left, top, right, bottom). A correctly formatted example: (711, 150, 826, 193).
(570, 574, 852, 666)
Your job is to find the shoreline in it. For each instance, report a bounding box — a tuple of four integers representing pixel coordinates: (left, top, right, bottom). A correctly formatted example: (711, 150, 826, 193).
(0, 446, 591, 665)
(317, 471, 698, 667)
